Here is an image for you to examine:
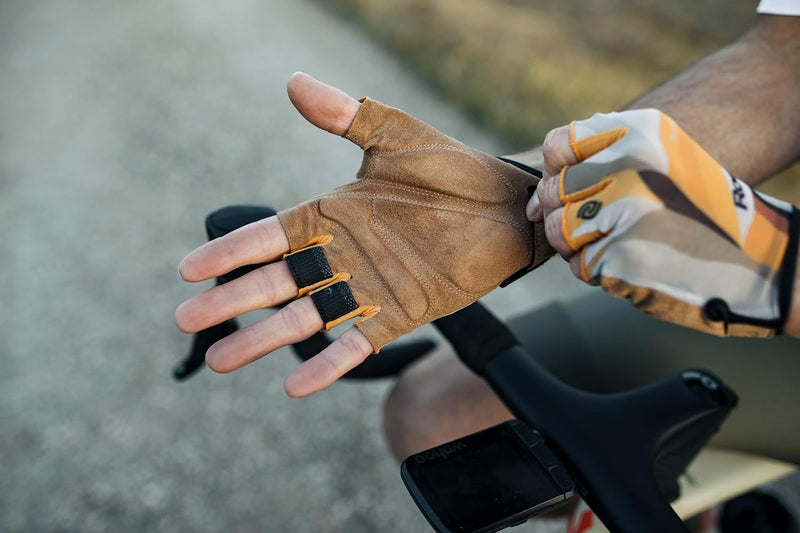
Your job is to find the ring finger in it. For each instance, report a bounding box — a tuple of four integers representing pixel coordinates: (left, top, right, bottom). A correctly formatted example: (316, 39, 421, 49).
(206, 296, 324, 373)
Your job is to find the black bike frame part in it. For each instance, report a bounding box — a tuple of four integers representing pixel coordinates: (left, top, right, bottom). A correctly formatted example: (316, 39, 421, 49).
(206, 205, 275, 285)
(434, 303, 517, 376)
(485, 348, 734, 533)
(402, 420, 574, 533)
(434, 302, 736, 533)
(173, 206, 274, 380)
(173, 319, 239, 380)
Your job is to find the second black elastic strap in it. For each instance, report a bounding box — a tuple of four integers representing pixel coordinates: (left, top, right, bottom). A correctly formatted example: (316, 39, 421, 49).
(311, 282, 359, 325)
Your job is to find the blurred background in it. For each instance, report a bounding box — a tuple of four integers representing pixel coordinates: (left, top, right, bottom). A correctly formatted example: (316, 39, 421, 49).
(0, 0, 796, 532)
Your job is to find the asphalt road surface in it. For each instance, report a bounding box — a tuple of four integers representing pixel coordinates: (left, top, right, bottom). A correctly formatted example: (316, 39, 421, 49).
(0, 0, 583, 531)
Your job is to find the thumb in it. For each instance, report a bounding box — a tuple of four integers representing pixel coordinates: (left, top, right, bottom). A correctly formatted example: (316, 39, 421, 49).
(287, 72, 362, 136)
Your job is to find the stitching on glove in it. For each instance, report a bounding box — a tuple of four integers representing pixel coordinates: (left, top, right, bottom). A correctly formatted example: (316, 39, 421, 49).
(365, 146, 518, 202)
(313, 201, 407, 320)
(321, 304, 382, 331)
(354, 177, 517, 213)
(325, 190, 530, 234)
(370, 206, 479, 305)
(370, 222, 437, 324)
(569, 122, 628, 163)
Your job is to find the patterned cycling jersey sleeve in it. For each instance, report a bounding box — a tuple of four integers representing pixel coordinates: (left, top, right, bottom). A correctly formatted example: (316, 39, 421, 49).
(757, 0, 800, 15)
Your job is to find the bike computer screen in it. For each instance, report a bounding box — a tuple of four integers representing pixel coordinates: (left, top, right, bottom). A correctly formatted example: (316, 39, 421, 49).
(401, 421, 574, 533)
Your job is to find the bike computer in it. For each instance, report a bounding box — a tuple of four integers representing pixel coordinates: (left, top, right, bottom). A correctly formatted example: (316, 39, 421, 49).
(401, 420, 575, 533)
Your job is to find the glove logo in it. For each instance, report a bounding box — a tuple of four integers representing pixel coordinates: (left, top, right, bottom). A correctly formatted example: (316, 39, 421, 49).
(577, 200, 602, 220)
(729, 175, 748, 210)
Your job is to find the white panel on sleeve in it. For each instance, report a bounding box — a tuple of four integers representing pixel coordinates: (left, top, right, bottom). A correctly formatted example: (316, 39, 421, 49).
(757, 0, 800, 15)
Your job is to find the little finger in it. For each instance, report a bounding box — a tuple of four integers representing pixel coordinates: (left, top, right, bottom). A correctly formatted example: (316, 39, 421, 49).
(283, 328, 373, 397)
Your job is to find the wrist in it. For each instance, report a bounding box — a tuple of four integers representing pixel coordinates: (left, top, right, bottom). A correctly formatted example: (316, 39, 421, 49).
(502, 147, 544, 171)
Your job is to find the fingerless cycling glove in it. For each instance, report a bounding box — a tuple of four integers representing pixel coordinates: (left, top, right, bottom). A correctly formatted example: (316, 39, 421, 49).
(559, 109, 800, 337)
(278, 98, 554, 351)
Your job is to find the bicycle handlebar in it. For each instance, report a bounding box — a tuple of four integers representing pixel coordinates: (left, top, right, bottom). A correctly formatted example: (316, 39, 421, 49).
(435, 302, 737, 533)
(176, 205, 738, 532)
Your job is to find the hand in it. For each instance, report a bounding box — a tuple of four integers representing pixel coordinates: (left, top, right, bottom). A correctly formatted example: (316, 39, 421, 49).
(528, 109, 800, 337)
(176, 73, 551, 397)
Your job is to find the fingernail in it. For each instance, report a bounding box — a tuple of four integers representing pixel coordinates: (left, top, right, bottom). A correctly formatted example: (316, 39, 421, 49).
(526, 191, 541, 221)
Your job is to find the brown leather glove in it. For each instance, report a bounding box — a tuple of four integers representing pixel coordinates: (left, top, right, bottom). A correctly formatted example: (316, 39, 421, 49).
(278, 98, 554, 351)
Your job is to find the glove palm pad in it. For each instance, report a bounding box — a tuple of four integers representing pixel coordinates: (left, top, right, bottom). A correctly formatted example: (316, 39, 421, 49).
(278, 98, 553, 350)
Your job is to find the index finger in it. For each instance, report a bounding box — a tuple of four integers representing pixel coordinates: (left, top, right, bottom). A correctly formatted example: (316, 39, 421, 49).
(179, 215, 290, 282)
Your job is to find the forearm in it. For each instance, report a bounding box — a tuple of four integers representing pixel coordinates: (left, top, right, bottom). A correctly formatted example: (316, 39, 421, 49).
(633, 15, 800, 337)
(630, 15, 800, 185)
(509, 16, 800, 185)
(510, 15, 800, 337)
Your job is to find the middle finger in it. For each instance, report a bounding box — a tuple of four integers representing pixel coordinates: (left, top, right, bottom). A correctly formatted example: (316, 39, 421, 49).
(175, 261, 298, 333)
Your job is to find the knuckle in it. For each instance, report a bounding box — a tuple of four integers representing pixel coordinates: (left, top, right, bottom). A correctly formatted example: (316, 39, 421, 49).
(339, 330, 369, 358)
(257, 266, 279, 302)
(542, 126, 572, 171)
(544, 213, 567, 253)
(278, 302, 306, 333)
(544, 213, 560, 243)
(538, 177, 561, 214)
(242, 325, 267, 358)
(255, 219, 273, 253)
(254, 216, 284, 255)
(542, 139, 559, 168)
(318, 350, 343, 376)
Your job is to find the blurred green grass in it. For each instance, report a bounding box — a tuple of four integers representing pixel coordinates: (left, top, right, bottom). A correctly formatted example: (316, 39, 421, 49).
(317, 0, 800, 202)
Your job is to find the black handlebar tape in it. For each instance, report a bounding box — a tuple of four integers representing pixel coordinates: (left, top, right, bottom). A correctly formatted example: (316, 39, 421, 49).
(173, 206, 276, 381)
(434, 303, 518, 376)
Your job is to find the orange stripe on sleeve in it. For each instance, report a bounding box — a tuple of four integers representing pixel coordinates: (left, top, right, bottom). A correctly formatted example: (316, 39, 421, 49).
(743, 200, 789, 270)
(658, 115, 740, 243)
